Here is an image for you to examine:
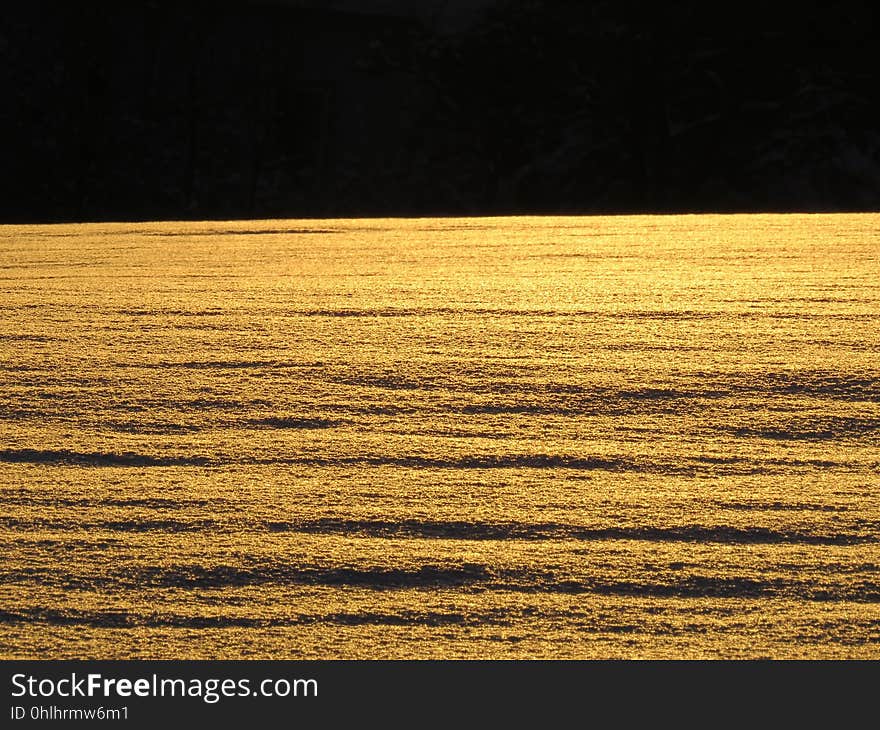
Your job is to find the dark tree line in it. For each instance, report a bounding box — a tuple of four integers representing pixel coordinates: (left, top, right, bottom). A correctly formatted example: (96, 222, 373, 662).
(1, 0, 878, 222)
(407, 0, 880, 213)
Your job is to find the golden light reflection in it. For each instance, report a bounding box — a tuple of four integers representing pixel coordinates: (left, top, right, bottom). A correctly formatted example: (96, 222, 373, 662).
(1, 214, 878, 658)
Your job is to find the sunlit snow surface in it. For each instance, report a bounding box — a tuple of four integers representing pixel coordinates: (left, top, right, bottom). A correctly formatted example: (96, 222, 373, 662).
(1, 214, 878, 658)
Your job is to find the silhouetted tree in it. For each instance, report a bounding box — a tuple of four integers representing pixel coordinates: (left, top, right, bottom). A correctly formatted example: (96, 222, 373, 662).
(1, 0, 877, 220)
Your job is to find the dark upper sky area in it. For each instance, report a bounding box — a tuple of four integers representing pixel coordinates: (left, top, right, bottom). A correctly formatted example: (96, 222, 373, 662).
(2, 0, 878, 222)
